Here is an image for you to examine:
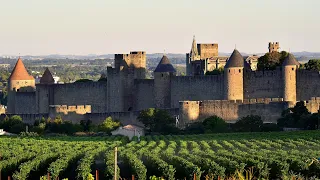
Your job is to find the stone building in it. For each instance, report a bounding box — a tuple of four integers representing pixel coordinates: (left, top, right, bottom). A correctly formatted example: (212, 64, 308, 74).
(5, 45, 320, 128)
(186, 36, 258, 75)
(269, 42, 280, 53)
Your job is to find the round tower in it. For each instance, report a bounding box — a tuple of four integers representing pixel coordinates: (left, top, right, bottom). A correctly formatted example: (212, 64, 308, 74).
(224, 49, 244, 100)
(7, 58, 35, 113)
(154, 55, 176, 108)
(282, 53, 299, 102)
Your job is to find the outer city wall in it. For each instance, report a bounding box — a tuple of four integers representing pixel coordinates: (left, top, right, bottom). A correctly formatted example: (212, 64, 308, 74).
(179, 97, 320, 127)
(179, 98, 290, 127)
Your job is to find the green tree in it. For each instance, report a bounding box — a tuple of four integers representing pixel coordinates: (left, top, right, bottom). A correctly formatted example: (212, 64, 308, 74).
(303, 59, 320, 71)
(257, 51, 288, 70)
(277, 101, 311, 129)
(205, 67, 224, 75)
(0, 115, 24, 133)
(202, 115, 228, 133)
(137, 108, 179, 134)
(98, 117, 121, 133)
(234, 115, 263, 132)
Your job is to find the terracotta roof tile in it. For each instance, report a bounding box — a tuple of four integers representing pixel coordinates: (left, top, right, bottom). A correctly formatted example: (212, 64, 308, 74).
(9, 58, 34, 80)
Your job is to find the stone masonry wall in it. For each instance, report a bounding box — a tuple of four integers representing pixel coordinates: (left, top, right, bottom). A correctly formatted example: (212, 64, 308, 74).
(171, 75, 224, 108)
(197, 44, 218, 58)
(297, 70, 320, 101)
(14, 92, 37, 114)
(244, 69, 283, 99)
(134, 79, 155, 111)
(179, 98, 290, 127)
(52, 82, 107, 113)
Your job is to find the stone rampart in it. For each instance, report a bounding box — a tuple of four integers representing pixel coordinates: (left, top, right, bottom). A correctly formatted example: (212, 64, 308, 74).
(171, 75, 224, 108)
(179, 98, 290, 127)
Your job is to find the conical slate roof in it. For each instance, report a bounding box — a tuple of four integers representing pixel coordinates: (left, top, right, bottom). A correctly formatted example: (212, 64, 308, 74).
(154, 55, 176, 73)
(282, 53, 300, 66)
(225, 49, 244, 68)
(40, 68, 54, 84)
(9, 58, 34, 80)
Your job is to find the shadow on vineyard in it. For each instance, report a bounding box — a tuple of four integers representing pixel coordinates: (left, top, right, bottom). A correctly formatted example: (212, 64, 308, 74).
(0, 131, 320, 179)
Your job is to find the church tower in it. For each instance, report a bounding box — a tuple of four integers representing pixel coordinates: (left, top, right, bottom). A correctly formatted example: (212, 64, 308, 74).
(282, 53, 299, 102)
(186, 36, 200, 75)
(7, 58, 35, 113)
(154, 55, 176, 108)
(224, 49, 244, 100)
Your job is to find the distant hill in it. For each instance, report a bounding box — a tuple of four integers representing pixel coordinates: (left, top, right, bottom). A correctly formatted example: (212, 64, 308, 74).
(2, 51, 320, 64)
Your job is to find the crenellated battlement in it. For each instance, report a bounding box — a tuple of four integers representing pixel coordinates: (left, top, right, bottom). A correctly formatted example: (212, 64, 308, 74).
(49, 105, 91, 115)
(180, 97, 286, 106)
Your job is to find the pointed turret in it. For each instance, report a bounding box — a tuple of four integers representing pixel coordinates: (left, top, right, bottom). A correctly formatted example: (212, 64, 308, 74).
(9, 58, 34, 81)
(282, 53, 298, 102)
(154, 55, 176, 73)
(225, 49, 244, 68)
(7, 57, 35, 113)
(154, 55, 176, 108)
(224, 49, 244, 100)
(282, 53, 299, 66)
(40, 68, 54, 84)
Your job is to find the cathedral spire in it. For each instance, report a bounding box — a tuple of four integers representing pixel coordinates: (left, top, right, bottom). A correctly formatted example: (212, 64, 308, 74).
(190, 35, 199, 59)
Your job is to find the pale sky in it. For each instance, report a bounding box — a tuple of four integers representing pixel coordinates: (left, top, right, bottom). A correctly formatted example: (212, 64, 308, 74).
(0, 0, 319, 55)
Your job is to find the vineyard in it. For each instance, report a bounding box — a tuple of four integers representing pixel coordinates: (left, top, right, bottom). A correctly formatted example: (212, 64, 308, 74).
(0, 131, 320, 180)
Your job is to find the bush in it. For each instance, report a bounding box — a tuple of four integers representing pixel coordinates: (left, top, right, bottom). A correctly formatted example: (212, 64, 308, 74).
(97, 117, 121, 134)
(184, 122, 205, 134)
(0, 115, 25, 133)
(234, 115, 263, 132)
(261, 123, 280, 132)
(202, 115, 228, 133)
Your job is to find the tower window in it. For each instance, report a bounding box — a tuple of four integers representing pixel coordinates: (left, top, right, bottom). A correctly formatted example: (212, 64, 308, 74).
(229, 70, 231, 73)
(292, 68, 294, 71)
(239, 69, 241, 73)
(162, 74, 164, 77)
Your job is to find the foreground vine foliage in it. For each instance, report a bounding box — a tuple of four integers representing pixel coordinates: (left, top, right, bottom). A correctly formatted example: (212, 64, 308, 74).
(0, 131, 320, 179)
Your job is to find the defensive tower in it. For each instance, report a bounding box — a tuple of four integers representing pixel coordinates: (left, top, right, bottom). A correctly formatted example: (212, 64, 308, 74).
(224, 49, 244, 100)
(154, 55, 176, 108)
(282, 53, 299, 102)
(40, 68, 54, 84)
(7, 58, 35, 113)
(268, 42, 280, 53)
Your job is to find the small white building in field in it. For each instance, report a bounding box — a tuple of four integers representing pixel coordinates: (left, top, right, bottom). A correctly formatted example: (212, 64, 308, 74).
(0, 129, 15, 136)
(111, 125, 144, 140)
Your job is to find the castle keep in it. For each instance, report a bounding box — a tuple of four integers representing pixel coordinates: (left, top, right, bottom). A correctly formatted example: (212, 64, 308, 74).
(5, 39, 320, 127)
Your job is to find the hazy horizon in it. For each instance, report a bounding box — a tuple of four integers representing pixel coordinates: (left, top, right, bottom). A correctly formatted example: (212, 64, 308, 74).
(1, 0, 319, 56)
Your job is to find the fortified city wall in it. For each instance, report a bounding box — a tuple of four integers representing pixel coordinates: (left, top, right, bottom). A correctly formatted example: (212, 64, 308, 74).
(133, 79, 155, 111)
(244, 69, 283, 99)
(170, 75, 224, 108)
(296, 70, 320, 100)
(14, 92, 37, 114)
(51, 82, 108, 113)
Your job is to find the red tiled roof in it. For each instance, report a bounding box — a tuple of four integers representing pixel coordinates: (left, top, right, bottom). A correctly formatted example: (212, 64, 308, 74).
(9, 58, 34, 80)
